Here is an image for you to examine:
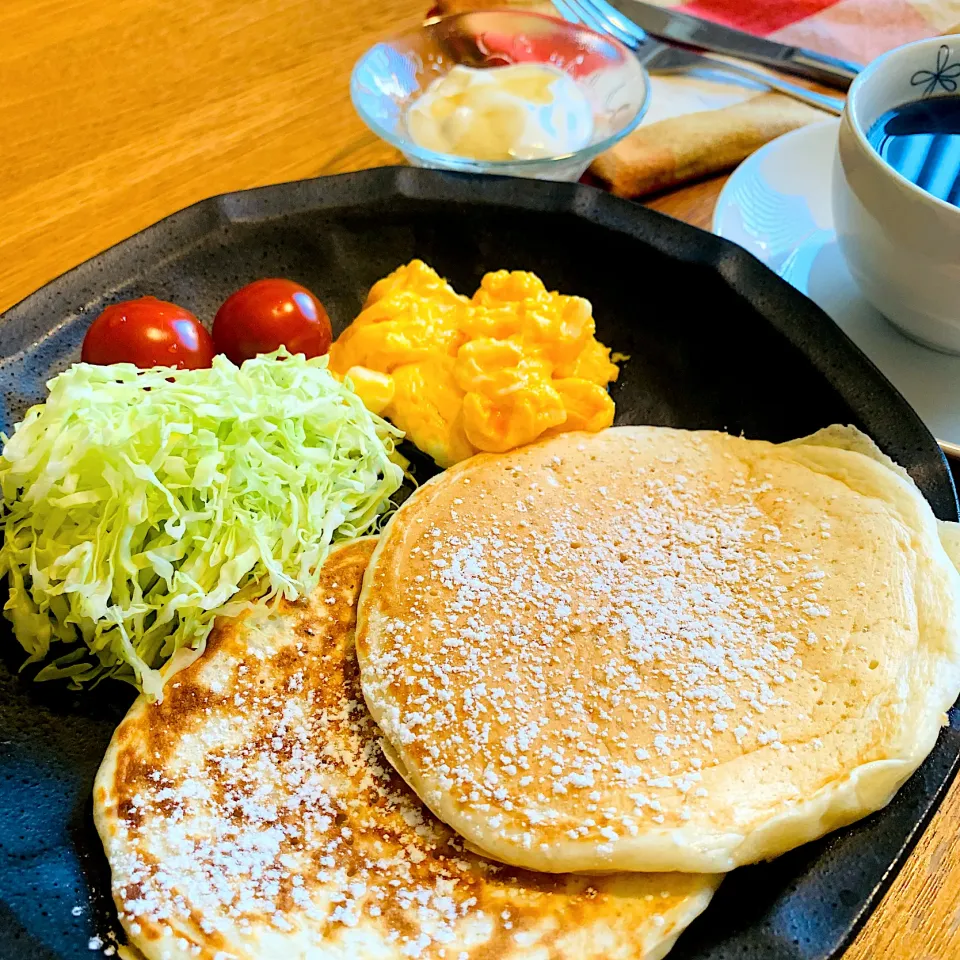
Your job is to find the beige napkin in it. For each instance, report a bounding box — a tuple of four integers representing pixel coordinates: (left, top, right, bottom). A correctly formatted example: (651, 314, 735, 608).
(593, 93, 825, 196)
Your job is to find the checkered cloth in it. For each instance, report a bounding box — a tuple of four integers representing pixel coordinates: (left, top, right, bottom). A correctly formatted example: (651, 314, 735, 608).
(672, 0, 960, 62)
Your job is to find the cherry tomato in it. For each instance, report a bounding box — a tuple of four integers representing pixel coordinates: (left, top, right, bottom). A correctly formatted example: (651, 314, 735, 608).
(212, 279, 332, 365)
(81, 297, 215, 370)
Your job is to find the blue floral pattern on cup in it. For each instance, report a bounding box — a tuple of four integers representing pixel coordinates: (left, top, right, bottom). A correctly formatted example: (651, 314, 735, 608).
(910, 44, 960, 95)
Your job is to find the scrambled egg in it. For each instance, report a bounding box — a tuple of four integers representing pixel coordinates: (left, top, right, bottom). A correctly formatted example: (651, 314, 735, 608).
(329, 260, 619, 468)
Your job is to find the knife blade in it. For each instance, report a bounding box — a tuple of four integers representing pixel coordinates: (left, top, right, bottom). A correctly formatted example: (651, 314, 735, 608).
(609, 0, 861, 90)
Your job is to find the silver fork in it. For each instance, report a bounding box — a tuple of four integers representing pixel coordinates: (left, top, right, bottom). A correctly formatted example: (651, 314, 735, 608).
(553, 0, 845, 116)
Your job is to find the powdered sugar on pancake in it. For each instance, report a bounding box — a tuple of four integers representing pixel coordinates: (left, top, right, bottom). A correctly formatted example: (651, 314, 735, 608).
(359, 427, 960, 873)
(95, 539, 718, 960)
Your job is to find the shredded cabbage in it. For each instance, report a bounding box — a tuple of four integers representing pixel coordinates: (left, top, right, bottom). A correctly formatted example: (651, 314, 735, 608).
(0, 350, 404, 697)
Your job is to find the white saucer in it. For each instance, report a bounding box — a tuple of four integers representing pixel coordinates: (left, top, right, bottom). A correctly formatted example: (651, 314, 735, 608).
(713, 119, 960, 458)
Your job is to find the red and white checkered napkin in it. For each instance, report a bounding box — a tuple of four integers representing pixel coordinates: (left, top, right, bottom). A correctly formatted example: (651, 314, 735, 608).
(674, 0, 959, 64)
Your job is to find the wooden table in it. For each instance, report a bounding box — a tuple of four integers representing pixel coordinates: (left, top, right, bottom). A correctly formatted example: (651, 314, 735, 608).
(2, 0, 959, 956)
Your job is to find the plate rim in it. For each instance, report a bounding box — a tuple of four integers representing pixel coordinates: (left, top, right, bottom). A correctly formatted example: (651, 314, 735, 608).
(710, 117, 841, 240)
(2, 167, 951, 490)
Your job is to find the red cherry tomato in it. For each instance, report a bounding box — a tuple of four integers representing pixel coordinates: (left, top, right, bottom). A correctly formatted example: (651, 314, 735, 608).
(81, 297, 215, 370)
(212, 279, 332, 365)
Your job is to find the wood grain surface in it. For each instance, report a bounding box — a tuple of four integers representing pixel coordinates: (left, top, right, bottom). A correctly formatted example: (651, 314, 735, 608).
(1, 1, 958, 956)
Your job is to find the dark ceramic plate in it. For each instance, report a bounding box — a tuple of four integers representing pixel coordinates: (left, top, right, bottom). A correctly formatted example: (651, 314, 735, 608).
(0, 167, 957, 960)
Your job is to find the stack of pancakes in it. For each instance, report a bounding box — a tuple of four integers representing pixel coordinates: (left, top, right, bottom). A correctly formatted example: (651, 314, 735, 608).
(96, 425, 960, 960)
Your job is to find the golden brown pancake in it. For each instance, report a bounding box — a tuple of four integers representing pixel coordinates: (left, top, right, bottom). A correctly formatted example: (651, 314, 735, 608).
(357, 426, 960, 874)
(94, 539, 719, 960)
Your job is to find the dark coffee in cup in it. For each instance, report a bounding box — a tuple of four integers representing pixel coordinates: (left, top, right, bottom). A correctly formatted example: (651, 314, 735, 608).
(867, 97, 960, 207)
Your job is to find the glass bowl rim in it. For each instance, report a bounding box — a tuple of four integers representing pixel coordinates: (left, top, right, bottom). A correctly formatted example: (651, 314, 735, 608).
(350, 10, 651, 171)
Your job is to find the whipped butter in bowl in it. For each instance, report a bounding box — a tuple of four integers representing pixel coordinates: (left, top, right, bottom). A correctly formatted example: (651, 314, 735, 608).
(351, 10, 649, 181)
(406, 63, 594, 162)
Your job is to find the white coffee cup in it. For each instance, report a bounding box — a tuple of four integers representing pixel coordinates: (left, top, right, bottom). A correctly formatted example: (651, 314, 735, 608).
(834, 36, 960, 354)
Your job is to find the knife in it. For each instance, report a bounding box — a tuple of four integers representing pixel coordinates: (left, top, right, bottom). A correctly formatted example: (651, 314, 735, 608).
(609, 0, 862, 90)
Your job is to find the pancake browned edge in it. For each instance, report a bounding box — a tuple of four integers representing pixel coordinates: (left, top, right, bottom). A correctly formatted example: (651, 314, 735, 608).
(356, 425, 960, 875)
(94, 539, 719, 960)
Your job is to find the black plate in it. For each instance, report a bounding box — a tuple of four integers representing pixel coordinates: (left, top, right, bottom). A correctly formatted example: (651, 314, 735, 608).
(0, 167, 956, 960)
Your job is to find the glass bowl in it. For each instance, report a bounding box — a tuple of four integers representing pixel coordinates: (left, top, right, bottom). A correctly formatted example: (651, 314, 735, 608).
(351, 10, 650, 182)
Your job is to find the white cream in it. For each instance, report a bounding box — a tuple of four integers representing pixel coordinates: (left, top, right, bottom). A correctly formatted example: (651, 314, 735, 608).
(406, 63, 594, 162)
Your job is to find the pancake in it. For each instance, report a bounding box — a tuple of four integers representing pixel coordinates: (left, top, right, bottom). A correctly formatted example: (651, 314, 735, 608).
(94, 539, 719, 960)
(357, 426, 960, 874)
